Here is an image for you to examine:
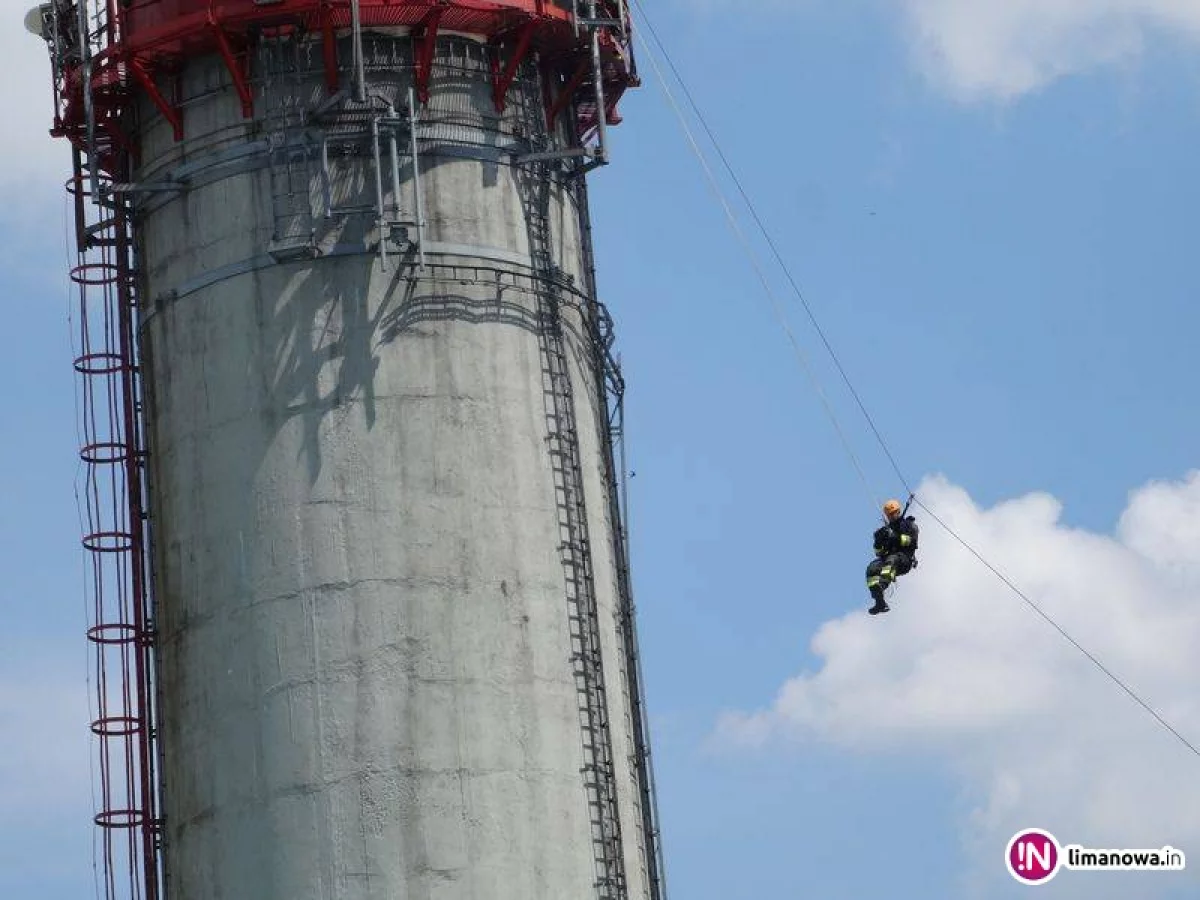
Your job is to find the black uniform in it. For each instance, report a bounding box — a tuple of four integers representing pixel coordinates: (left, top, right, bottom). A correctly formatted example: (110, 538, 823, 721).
(866, 515, 918, 614)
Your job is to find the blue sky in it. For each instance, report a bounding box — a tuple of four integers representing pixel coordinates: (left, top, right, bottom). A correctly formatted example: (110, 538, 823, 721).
(4, 1, 1200, 898)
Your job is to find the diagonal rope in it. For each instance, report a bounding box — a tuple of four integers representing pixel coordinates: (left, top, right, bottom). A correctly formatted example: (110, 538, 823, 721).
(628, 0, 1200, 760)
(631, 0, 912, 500)
(912, 497, 1200, 757)
(632, 22, 880, 514)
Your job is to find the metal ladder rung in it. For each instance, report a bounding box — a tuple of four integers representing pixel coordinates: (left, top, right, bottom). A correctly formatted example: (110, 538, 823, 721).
(526, 160, 627, 898)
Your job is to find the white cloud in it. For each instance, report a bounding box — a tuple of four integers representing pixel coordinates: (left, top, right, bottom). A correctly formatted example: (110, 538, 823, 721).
(680, 0, 1200, 101)
(901, 0, 1200, 102)
(716, 471, 1200, 899)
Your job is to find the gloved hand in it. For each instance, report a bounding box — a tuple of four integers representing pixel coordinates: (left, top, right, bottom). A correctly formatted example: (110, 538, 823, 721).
(873, 525, 894, 553)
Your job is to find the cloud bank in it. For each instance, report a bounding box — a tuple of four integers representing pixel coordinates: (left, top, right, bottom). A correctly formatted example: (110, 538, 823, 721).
(685, 0, 1200, 101)
(902, 0, 1200, 102)
(716, 471, 1200, 899)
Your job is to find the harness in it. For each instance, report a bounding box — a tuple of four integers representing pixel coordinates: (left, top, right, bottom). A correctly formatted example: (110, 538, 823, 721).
(890, 495, 919, 568)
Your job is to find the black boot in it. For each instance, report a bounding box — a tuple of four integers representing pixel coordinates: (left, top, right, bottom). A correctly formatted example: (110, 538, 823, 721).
(867, 586, 889, 615)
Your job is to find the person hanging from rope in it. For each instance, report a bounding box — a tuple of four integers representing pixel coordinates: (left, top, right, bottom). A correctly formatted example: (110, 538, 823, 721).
(866, 497, 918, 615)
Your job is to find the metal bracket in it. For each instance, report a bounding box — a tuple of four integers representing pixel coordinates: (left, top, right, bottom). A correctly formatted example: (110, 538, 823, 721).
(404, 87, 427, 270)
(107, 182, 185, 194)
(213, 24, 254, 118)
(364, 88, 426, 272)
(491, 20, 537, 112)
(415, 8, 446, 105)
(516, 148, 593, 164)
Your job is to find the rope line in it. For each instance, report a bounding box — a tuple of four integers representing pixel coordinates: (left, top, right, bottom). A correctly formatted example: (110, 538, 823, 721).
(632, 0, 912, 500)
(632, 25, 880, 512)
(911, 497, 1200, 757)
(630, 0, 1200, 760)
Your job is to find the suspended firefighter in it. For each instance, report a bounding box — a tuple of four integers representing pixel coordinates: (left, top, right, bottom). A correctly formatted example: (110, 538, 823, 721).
(866, 498, 918, 615)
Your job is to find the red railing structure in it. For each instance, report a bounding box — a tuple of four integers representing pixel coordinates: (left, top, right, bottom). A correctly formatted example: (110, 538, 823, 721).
(69, 160, 161, 899)
(26, 3, 165, 897)
(44, 0, 638, 177)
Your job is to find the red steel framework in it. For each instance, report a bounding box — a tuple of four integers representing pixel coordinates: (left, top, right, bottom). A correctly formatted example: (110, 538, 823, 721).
(47, 0, 638, 176)
(36, 2, 638, 899)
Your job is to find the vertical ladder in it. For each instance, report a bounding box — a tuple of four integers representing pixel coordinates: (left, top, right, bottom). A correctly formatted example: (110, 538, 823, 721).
(571, 168, 669, 900)
(589, 303, 666, 900)
(524, 159, 629, 900)
(260, 36, 316, 259)
(65, 1, 164, 894)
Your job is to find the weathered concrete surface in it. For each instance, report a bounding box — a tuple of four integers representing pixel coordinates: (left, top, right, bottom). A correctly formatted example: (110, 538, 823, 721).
(135, 34, 654, 900)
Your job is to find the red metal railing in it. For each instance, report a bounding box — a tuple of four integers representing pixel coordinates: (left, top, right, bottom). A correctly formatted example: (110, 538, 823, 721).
(117, 0, 573, 54)
(49, 0, 636, 175)
(69, 161, 162, 900)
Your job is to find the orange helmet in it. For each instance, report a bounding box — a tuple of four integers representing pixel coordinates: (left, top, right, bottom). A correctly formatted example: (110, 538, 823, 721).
(883, 499, 903, 520)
